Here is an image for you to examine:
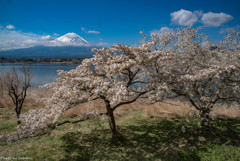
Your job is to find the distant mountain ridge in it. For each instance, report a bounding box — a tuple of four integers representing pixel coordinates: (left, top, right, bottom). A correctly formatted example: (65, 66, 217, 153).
(0, 45, 97, 58)
(0, 33, 99, 58)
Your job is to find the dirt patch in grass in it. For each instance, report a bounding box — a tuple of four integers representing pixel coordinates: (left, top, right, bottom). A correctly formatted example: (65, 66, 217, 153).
(144, 100, 240, 119)
(62, 99, 147, 118)
(63, 99, 240, 119)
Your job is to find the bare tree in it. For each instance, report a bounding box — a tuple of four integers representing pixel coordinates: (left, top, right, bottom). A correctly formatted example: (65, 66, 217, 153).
(3, 65, 32, 125)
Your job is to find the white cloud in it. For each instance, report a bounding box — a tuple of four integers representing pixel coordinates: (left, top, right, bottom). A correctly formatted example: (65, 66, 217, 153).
(0, 30, 41, 50)
(170, 9, 233, 27)
(6, 24, 15, 30)
(81, 27, 100, 34)
(53, 33, 60, 37)
(0, 29, 61, 50)
(40, 35, 53, 40)
(96, 42, 109, 46)
(150, 27, 172, 36)
(193, 10, 203, 17)
(81, 27, 86, 31)
(87, 30, 100, 34)
(201, 12, 233, 27)
(170, 9, 200, 26)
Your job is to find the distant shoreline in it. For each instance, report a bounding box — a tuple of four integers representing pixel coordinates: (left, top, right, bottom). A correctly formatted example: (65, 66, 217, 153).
(0, 61, 82, 64)
(0, 57, 84, 64)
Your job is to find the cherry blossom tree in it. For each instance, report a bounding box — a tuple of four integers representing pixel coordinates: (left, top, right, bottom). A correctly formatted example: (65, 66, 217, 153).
(18, 44, 155, 139)
(148, 27, 240, 124)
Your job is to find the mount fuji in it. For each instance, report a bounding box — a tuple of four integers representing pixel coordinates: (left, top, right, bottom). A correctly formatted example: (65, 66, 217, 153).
(51, 33, 90, 46)
(0, 33, 98, 58)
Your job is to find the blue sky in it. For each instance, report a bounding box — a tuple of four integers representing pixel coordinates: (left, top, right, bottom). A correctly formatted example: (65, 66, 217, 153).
(0, 0, 239, 50)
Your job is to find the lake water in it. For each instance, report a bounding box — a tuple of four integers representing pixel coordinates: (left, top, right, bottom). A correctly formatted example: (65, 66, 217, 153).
(0, 63, 79, 88)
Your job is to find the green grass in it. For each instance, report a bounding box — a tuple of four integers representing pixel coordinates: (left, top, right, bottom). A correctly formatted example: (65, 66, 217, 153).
(0, 109, 239, 161)
(0, 108, 18, 135)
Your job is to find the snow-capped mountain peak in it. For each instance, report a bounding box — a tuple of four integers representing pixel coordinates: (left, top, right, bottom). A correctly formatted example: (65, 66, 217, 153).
(53, 32, 89, 45)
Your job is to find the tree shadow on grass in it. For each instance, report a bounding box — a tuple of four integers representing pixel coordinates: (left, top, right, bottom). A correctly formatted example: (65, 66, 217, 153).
(60, 117, 240, 161)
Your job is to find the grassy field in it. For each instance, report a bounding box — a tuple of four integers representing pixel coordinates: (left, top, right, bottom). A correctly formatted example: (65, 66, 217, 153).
(0, 105, 240, 161)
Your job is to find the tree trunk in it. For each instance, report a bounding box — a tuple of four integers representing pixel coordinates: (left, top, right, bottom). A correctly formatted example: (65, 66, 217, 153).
(104, 100, 123, 140)
(200, 107, 210, 126)
(107, 109, 119, 136)
(16, 107, 21, 125)
(17, 114, 21, 125)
